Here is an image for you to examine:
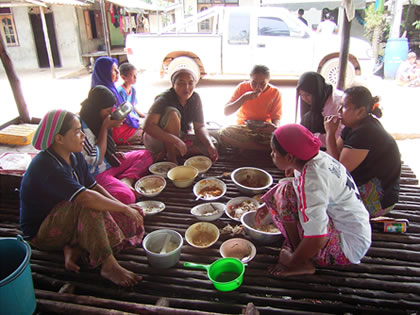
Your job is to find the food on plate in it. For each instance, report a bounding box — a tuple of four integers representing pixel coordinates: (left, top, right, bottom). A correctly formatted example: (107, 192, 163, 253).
(251, 223, 280, 233)
(227, 200, 258, 220)
(221, 224, 245, 235)
(154, 165, 174, 174)
(137, 185, 164, 195)
(222, 241, 252, 260)
(198, 185, 223, 198)
(142, 203, 165, 214)
(240, 175, 263, 188)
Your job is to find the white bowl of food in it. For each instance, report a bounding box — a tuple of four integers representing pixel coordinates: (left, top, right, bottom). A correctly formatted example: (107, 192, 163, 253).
(185, 222, 220, 249)
(149, 161, 177, 178)
(136, 200, 165, 216)
(231, 167, 273, 196)
(225, 197, 259, 222)
(193, 178, 227, 201)
(135, 175, 166, 197)
(167, 165, 199, 188)
(190, 202, 225, 221)
(241, 210, 282, 245)
(220, 238, 257, 263)
(184, 155, 212, 174)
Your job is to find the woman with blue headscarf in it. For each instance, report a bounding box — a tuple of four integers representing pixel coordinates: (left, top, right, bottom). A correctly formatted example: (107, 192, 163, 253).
(91, 57, 143, 145)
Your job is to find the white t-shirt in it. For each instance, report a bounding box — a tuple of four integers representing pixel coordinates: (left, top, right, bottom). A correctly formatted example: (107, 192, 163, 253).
(293, 151, 371, 263)
(317, 20, 337, 34)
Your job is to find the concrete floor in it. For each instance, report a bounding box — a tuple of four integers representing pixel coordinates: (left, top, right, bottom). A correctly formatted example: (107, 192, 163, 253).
(1, 67, 419, 176)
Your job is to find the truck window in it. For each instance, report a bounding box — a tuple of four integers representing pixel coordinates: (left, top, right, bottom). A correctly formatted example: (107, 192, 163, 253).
(228, 11, 250, 44)
(258, 17, 290, 37)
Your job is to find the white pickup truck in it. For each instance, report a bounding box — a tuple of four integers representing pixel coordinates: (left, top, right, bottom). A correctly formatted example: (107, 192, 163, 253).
(125, 6, 373, 85)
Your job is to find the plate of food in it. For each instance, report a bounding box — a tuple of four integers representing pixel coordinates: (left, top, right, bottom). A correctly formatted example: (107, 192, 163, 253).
(184, 155, 212, 174)
(149, 162, 178, 178)
(136, 200, 166, 216)
(193, 178, 227, 201)
(225, 197, 260, 222)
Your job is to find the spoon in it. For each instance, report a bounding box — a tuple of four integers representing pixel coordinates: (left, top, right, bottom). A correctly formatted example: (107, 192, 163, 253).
(160, 234, 172, 254)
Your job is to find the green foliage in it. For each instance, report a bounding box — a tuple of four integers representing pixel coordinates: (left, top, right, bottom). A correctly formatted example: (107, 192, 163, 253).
(364, 3, 387, 41)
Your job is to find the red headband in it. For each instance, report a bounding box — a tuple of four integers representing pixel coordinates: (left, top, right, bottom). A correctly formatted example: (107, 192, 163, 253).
(274, 124, 321, 160)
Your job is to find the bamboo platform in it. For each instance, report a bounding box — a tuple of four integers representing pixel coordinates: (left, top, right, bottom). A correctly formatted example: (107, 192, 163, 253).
(1, 147, 420, 314)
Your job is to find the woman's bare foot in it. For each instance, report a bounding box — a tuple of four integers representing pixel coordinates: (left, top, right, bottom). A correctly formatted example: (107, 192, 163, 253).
(268, 261, 315, 277)
(100, 255, 142, 287)
(63, 245, 81, 272)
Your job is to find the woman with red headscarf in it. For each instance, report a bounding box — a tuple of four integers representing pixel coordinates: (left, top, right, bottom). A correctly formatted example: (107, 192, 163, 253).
(256, 124, 371, 277)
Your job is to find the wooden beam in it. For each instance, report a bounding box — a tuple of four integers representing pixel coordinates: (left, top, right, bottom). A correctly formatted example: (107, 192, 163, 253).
(0, 30, 31, 123)
(100, 0, 111, 56)
(39, 5, 55, 78)
(337, 7, 351, 90)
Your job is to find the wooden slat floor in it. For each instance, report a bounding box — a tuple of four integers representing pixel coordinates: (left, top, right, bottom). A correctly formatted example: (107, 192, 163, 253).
(1, 147, 420, 314)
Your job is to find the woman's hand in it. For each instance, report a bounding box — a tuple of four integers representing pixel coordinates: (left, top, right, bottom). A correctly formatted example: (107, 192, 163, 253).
(207, 143, 219, 162)
(115, 152, 126, 160)
(174, 137, 188, 156)
(103, 114, 123, 130)
(255, 203, 269, 226)
(241, 90, 261, 102)
(124, 206, 144, 227)
(129, 203, 144, 217)
(324, 115, 341, 135)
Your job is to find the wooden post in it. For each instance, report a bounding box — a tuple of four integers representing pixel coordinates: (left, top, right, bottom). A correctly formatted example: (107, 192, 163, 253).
(337, 7, 352, 91)
(0, 31, 31, 123)
(100, 0, 111, 56)
(39, 6, 55, 79)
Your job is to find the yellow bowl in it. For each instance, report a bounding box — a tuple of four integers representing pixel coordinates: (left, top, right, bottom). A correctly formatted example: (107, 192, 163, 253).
(167, 165, 199, 188)
(185, 222, 220, 249)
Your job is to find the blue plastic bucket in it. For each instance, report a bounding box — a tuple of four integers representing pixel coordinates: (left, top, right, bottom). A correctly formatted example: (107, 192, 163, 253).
(0, 235, 36, 315)
(384, 38, 409, 79)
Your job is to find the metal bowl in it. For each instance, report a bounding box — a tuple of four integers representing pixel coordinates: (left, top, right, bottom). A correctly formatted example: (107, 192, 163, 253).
(149, 161, 177, 178)
(225, 196, 260, 222)
(190, 202, 225, 221)
(193, 178, 227, 201)
(240, 210, 282, 245)
(142, 229, 183, 269)
(231, 167, 273, 196)
(184, 155, 212, 174)
(135, 175, 166, 197)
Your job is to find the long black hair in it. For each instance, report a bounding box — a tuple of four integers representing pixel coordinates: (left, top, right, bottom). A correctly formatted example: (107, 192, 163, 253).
(297, 72, 333, 134)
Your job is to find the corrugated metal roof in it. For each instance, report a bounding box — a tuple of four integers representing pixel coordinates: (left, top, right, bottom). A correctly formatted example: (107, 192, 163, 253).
(107, 0, 179, 12)
(41, 0, 89, 6)
(0, 0, 89, 6)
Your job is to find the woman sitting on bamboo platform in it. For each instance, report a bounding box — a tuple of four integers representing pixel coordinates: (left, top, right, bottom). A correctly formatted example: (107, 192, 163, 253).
(296, 72, 343, 147)
(143, 65, 218, 164)
(91, 56, 143, 145)
(256, 124, 371, 277)
(20, 110, 144, 287)
(324, 86, 401, 218)
(79, 85, 153, 209)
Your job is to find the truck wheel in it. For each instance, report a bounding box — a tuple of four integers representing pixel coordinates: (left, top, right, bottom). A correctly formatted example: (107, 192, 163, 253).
(167, 56, 201, 83)
(320, 58, 356, 87)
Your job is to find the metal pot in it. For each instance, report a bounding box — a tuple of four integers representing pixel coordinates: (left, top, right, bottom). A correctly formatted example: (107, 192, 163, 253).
(111, 101, 132, 120)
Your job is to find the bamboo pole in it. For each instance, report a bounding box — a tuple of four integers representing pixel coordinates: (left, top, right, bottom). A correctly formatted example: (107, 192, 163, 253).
(39, 6, 55, 79)
(0, 31, 31, 123)
(100, 0, 111, 56)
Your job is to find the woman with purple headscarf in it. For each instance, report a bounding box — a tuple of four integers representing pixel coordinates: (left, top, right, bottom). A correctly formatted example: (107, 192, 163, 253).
(91, 57, 143, 145)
